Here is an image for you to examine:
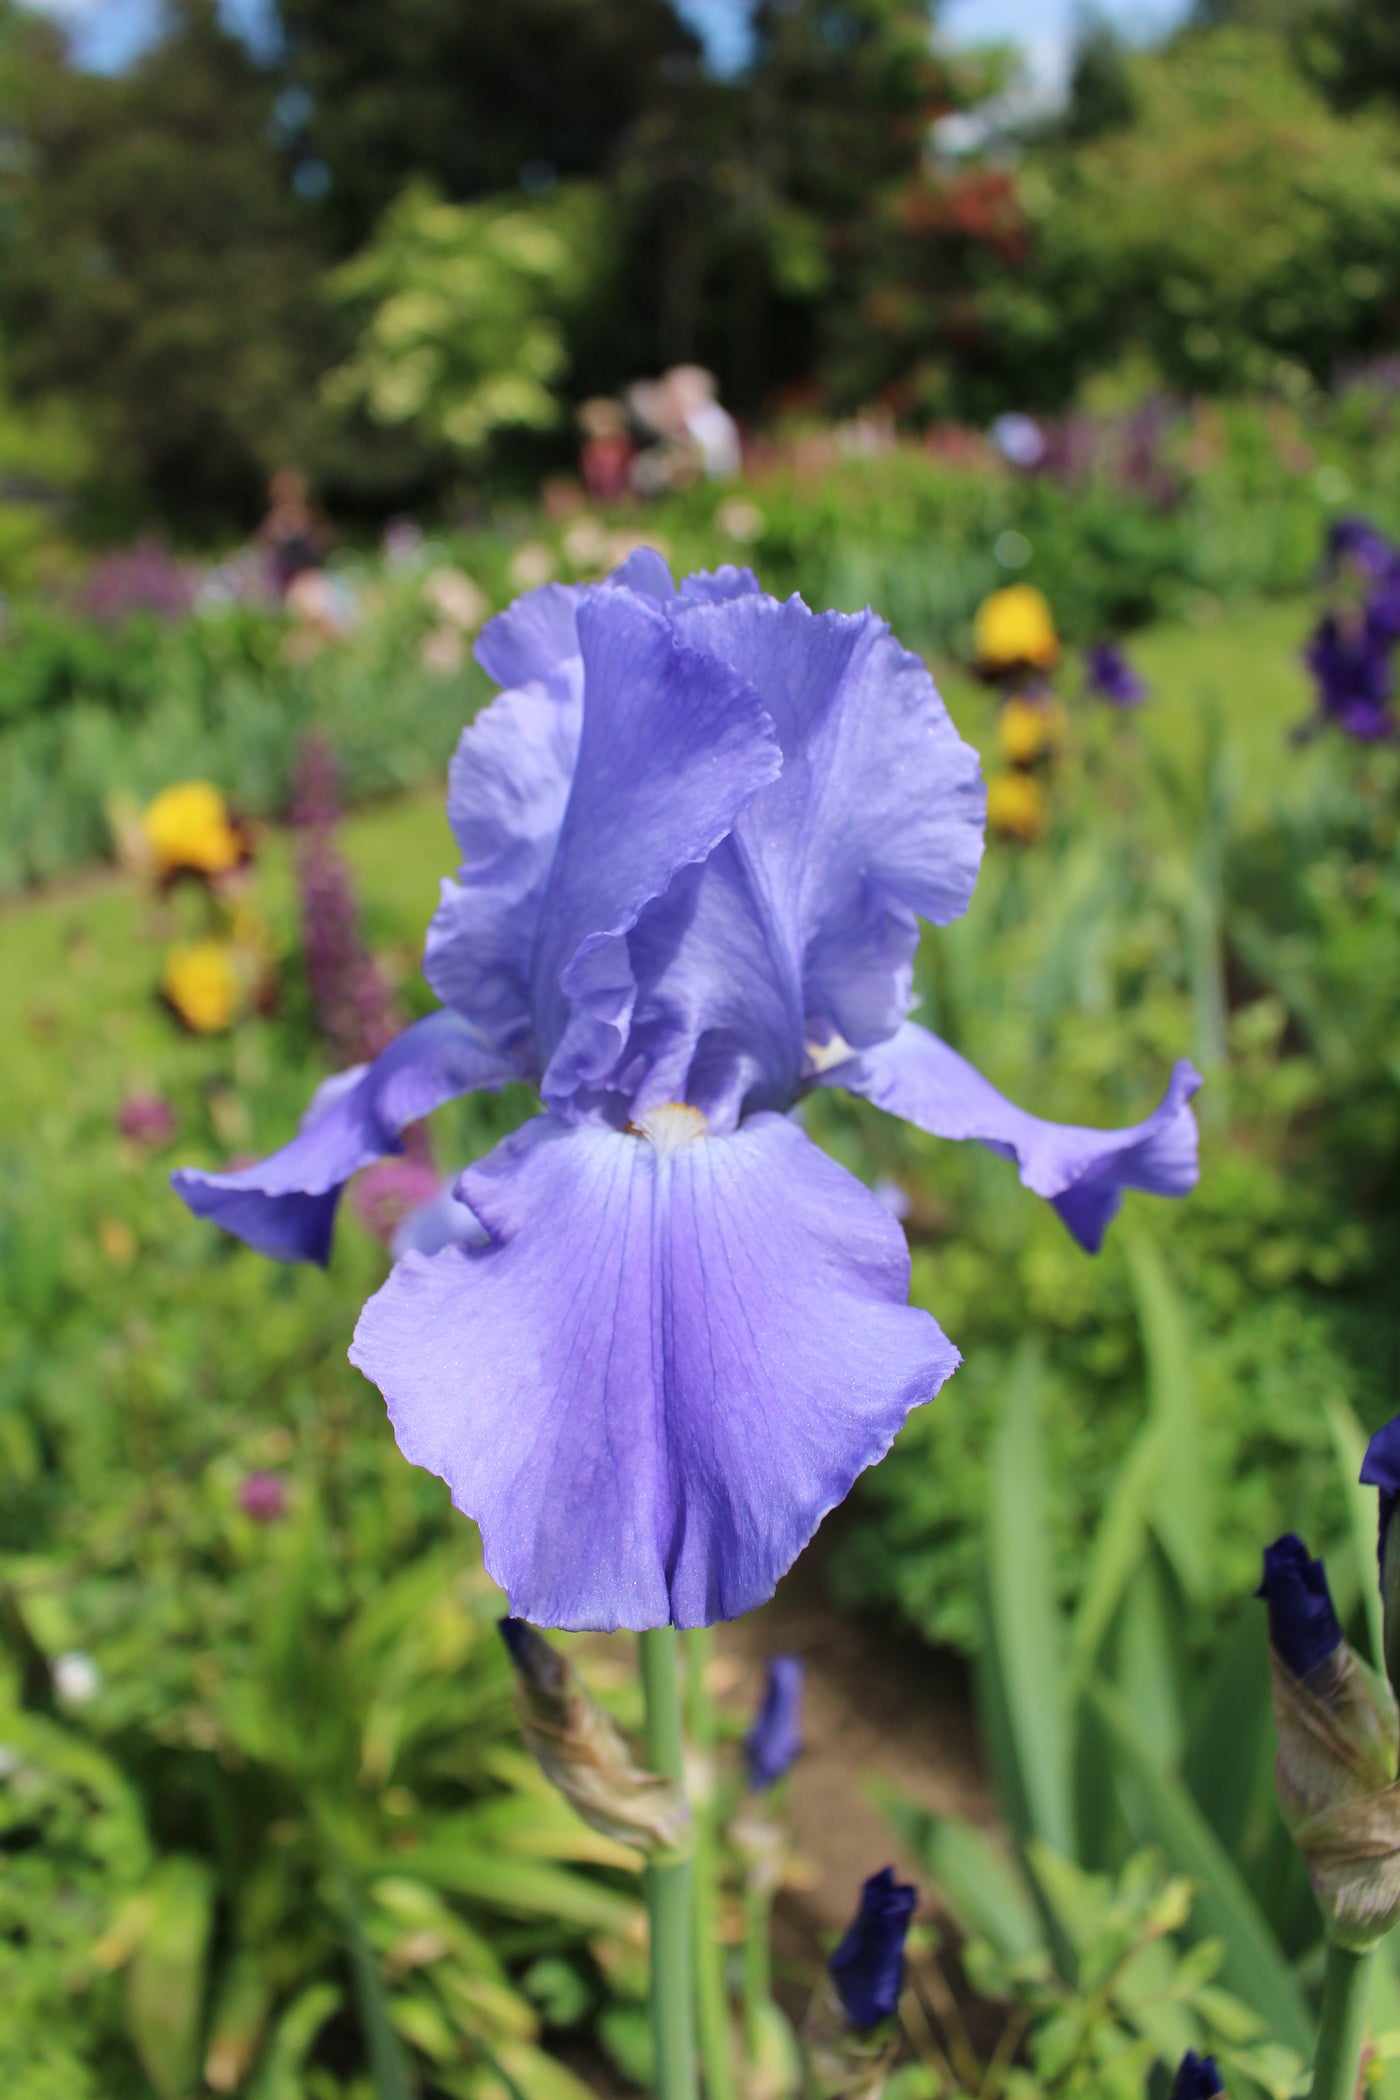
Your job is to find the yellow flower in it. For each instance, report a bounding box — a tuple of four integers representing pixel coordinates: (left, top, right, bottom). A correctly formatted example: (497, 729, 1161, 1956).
(162, 941, 240, 1034)
(142, 782, 243, 879)
(986, 771, 1048, 842)
(998, 695, 1068, 766)
(974, 585, 1060, 672)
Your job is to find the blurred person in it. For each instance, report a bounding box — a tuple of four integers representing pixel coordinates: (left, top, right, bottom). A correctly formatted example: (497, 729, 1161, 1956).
(578, 396, 634, 503)
(258, 468, 328, 600)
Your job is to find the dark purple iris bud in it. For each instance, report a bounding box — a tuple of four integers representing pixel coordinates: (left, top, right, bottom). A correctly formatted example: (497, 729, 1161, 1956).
(498, 1616, 566, 1693)
(828, 1867, 918, 2031)
(1085, 642, 1147, 707)
(238, 1471, 286, 1524)
(745, 1655, 804, 1789)
(1256, 1534, 1342, 1680)
(1170, 2049, 1224, 2099)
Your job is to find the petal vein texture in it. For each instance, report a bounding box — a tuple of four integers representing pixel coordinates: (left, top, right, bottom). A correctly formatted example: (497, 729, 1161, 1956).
(350, 1112, 958, 1629)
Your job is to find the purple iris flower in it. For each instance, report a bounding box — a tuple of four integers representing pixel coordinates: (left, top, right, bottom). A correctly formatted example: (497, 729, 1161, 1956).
(173, 552, 1201, 1631)
(1170, 2049, 1224, 2100)
(745, 1655, 804, 1789)
(1304, 612, 1395, 742)
(829, 1866, 917, 2030)
(1257, 1534, 1342, 1680)
(1325, 516, 1396, 587)
(1085, 642, 1147, 708)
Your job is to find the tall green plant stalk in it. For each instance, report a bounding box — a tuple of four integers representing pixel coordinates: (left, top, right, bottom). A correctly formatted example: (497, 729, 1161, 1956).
(1311, 1942, 1375, 2100)
(640, 1628, 698, 2100)
(685, 1628, 739, 2100)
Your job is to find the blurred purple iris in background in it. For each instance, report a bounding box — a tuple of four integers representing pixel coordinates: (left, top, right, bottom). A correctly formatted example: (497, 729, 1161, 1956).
(828, 1867, 917, 2030)
(745, 1655, 804, 1789)
(1085, 641, 1147, 708)
(1303, 614, 1395, 742)
(1304, 516, 1400, 741)
(174, 552, 1200, 1630)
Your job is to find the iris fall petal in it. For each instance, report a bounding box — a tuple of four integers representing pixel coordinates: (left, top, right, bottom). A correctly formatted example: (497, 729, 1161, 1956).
(350, 1109, 958, 1629)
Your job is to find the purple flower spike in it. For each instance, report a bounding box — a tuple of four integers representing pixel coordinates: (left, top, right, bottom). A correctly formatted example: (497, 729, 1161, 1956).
(1085, 641, 1147, 708)
(1257, 1534, 1342, 1680)
(1171, 2050, 1224, 2100)
(174, 552, 1201, 1629)
(829, 1867, 918, 2030)
(746, 1655, 804, 1790)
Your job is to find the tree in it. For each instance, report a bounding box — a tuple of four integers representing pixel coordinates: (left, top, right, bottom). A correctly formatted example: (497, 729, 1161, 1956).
(0, 0, 330, 530)
(273, 0, 703, 252)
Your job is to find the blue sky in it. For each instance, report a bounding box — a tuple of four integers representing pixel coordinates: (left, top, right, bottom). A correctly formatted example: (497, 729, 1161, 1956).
(30, 0, 1193, 88)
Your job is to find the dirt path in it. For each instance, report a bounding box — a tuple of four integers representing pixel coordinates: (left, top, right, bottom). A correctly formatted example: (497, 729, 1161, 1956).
(711, 1540, 993, 1954)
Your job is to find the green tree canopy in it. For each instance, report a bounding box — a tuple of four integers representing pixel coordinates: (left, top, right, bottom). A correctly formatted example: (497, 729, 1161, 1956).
(0, 0, 330, 529)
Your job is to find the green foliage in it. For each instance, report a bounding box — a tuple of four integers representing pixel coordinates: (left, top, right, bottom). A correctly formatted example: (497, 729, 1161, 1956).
(0, 0, 331, 530)
(874, 1353, 1398, 2095)
(0, 820, 650, 2094)
(915, 1845, 1294, 2099)
(1005, 28, 1400, 401)
(326, 184, 609, 460)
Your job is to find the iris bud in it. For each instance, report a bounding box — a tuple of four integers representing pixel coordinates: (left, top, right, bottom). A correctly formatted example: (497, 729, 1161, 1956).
(830, 1867, 917, 2029)
(1170, 2049, 1224, 2098)
(805, 1869, 918, 2100)
(1257, 1534, 1343, 1679)
(746, 1655, 805, 1791)
(498, 1619, 689, 1858)
(1360, 1417, 1400, 1700)
(1259, 1535, 1400, 1950)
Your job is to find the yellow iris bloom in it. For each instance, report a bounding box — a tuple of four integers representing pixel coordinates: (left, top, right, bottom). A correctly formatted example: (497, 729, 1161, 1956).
(974, 585, 1060, 672)
(986, 771, 1048, 842)
(998, 696, 1068, 766)
(142, 782, 243, 878)
(162, 941, 240, 1034)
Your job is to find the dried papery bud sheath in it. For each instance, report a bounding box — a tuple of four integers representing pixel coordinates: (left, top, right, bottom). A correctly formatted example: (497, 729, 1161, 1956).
(805, 1869, 918, 2100)
(1259, 1536, 1400, 1951)
(498, 1619, 690, 1859)
(746, 1655, 804, 1792)
(1170, 2048, 1225, 2098)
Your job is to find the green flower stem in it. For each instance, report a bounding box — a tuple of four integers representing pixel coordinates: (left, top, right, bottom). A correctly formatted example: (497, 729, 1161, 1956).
(742, 1876, 774, 2066)
(685, 1628, 739, 2100)
(640, 1627, 698, 2100)
(1312, 1940, 1376, 2100)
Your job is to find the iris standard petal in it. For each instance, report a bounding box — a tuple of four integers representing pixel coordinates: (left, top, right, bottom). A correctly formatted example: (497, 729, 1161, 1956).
(532, 589, 781, 1108)
(473, 579, 588, 695)
(349, 1108, 957, 1630)
(828, 1022, 1201, 1253)
(643, 595, 983, 1076)
(427, 678, 582, 1060)
(172, 1011, 518, 1266)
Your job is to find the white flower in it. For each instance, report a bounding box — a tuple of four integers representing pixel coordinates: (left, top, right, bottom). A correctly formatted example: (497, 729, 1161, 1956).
(53, 1651, 101, 1706)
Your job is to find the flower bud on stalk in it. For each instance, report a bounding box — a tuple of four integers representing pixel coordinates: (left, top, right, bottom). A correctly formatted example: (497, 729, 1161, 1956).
(1259, 1534, 1400, 1950)
(805, 1869, 918, 2100)
(498, 1619, 690, 1858)
(746, 1655, 805, 1792)
(1360, 1420, 1400, 1700)
(1170, 2048, 1224, 2098)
